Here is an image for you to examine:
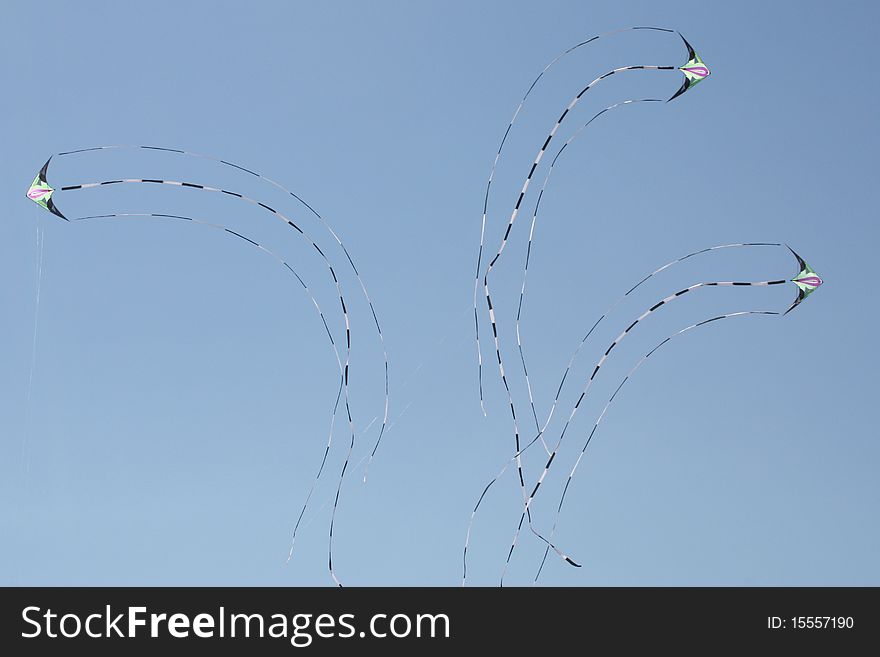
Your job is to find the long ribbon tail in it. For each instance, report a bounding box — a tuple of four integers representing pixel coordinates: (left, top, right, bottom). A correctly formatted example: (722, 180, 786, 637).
(474, 26, 676, 414)
(537, 243, 782, 437)
(60, 145, 391, 477)
(68, 211, 349, 574)
(533, 310, 779, 583)
(514, 99, 663, 450)
(504, 277, 788, 581)
(479, 64, 679, 578)
(462, 427, 555, 586)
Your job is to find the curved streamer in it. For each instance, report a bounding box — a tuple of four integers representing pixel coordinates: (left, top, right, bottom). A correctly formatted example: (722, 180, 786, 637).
(515, 98, 663, 436)
(52, 145, 390, 472)
(501, 277, 790, 582)
(532, 310, 779, 582)
(478, 61, 690, 576)
(474, 26, 678, 414)
(72, 211, 345, 570)
(535, 243, 782, 441)
(32, 163, 361, 586)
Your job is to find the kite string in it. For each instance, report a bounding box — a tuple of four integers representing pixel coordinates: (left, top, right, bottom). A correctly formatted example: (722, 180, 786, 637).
(296, 449, 373, 537)
(21, 219, 45, 483)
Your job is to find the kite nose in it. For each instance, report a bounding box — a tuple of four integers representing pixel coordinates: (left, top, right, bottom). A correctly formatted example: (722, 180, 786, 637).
(684, 65, 710, 78)
(795, 275, 823, 288)
(27, 187, 51, 201)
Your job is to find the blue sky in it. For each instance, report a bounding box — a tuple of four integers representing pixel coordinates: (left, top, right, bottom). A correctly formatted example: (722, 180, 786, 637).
(2, 1, 878, 586)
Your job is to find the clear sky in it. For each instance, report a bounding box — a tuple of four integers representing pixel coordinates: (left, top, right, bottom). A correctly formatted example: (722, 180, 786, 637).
(2, 0, 877, 586)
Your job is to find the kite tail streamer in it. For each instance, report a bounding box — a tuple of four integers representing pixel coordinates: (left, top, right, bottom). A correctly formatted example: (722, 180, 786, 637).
(533, 310, 779, 583)
(296, 451, 371, 534)
(328, 423, 355, 587)
(461, 427, 575, 586)
(514, 98, 663, 442)
(501, 278, 788, 581)
(537, 243, 782, 437)
(57, 145, 391, 476)
(480, 63, 678, 399)
(68, 212, 347, 568)
(58, 180, 357, 580)
(479, 64, 678, 567)
(474, 26, 676, 413)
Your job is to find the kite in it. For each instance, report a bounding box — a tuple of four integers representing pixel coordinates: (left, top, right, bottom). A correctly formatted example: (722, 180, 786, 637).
(500, 248, 821, 582)
(26, 160, 65, 220)
(669, 36, 711, 102)
(34, 145, 390, 472)
(475, 28, 710, 415)
(462, 242, 788, 583)
(532, 250, 821, 581)
(787, 247, 823, 313)
(472, 32, 711, 577)
(26, 155, 382, 587)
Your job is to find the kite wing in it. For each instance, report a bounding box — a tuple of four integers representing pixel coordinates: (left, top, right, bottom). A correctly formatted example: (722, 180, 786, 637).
(26, 158, 67, 220)
(668, 33, 711, 102)
(785, 246, 823, 314)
